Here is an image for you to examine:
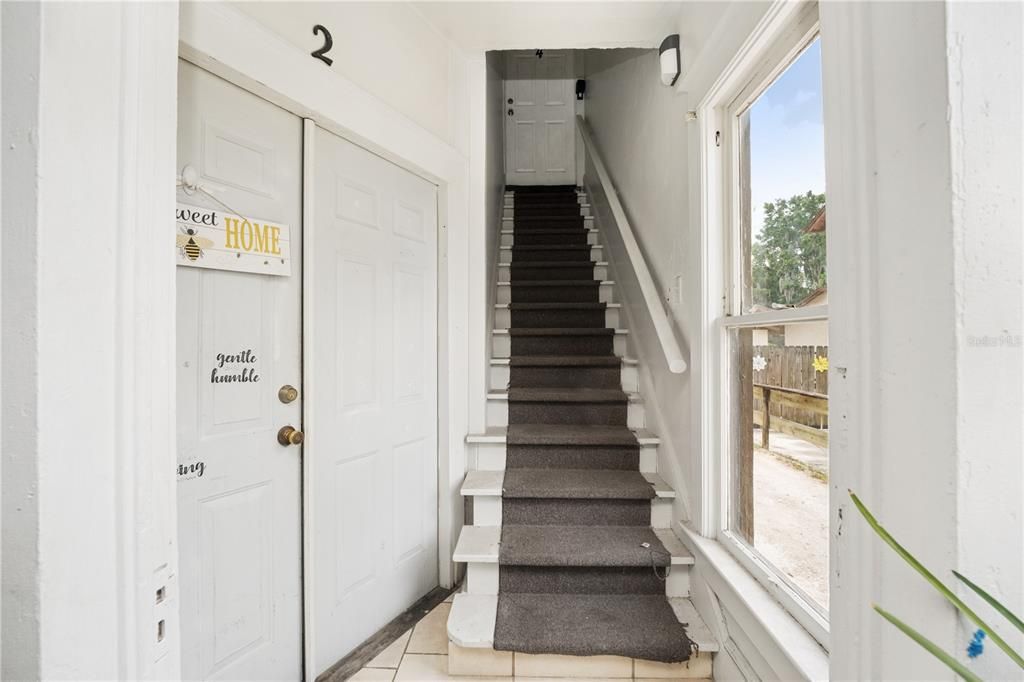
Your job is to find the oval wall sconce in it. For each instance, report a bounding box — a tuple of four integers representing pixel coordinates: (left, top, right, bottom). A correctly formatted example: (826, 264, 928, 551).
(659, 34, 681, 86)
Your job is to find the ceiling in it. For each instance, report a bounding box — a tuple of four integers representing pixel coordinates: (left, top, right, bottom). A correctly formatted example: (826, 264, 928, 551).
(413, 2, 685, 51)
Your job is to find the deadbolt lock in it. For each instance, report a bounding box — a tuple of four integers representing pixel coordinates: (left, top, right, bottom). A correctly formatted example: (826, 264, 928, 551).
(278, 384, 299, 404)
(277, 425, 304, 446)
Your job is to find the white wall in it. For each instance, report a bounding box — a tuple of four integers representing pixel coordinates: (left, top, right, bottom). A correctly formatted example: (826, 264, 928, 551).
(948, 2, 1024, 677)
(2, 2, 180, 679)
(823, 1, 1023, 678)
(581, 0, 773, 536)
(235, 2, 454, 143)
(581, 48, 698, 523)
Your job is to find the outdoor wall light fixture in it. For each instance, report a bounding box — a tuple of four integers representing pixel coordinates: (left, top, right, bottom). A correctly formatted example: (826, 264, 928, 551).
(659, 34, 681, 86)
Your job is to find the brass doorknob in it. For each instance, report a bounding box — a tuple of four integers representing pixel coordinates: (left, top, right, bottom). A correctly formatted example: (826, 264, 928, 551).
(277, 425, 304, 446)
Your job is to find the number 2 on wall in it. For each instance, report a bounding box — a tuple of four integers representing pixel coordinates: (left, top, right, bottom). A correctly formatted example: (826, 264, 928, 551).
(311, 25, 334, 66)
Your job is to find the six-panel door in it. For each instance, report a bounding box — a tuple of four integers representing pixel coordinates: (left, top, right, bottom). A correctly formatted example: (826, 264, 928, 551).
(310, 127, 440, 674)
(505, 50, 576, 185)
(176, 61, 304, 681)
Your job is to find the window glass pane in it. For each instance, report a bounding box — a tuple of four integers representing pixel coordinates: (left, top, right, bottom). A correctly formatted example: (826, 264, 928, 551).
(727, 36, 829, 613)
(728, 325, 830, 611)
(738, 38, 826, 313)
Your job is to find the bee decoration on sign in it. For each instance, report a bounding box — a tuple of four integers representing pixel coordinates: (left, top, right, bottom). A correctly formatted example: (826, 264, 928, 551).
(177, 226, 214, 261)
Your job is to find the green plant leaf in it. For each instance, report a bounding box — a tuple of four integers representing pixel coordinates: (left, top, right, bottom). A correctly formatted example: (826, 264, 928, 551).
(953, 571, 1024, 634)
(849, 491, 1024, 669)
(874, 605, 983, 682)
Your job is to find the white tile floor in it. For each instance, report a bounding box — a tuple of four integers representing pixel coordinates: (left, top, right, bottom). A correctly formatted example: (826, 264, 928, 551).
(348, 593, 712, 681)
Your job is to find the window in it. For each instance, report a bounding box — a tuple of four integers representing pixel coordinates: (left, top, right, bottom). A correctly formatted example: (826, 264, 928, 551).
(703, 5, 829, 640)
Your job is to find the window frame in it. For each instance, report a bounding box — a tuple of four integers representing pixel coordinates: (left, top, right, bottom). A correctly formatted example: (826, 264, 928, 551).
(697, 0, 830, 649)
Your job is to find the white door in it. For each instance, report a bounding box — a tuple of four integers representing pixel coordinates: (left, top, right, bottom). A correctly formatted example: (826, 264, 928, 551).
(505, 50, 576, 186)
(176, 61, 303, 681)
(310, 128, 439, 674)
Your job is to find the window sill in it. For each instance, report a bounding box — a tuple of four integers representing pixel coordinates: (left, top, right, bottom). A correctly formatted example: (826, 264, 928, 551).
(677, 522, 829, 681)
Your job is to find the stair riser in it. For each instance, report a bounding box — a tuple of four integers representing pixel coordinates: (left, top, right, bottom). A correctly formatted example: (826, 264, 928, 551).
(496, 306, 618, 329)
(504, 205, 592, 218)
(471, 496, 670, 528)
(497, 283, 613, 304)
(504, 498, 649, 526)
(463, 563, 689, 599)
(509, 365, 621, 389)
(505, 191, 585, 201)
(509, 335, 614, 356)
(499, 231, 597, 247)
(486, 398, 643, 428)
(506, 285, 604, 304)
(499, 264, 606, 282)
(505, 216, 594, 230)
(498, 565, 689, 599)
(506, 443, 639, 469)
(492, 332, 626, 357)
(490, 362, 638, 391)
(500, 246, 602, 263)
(507, 220, 592, 232)
(472, 441, 656, 473)
(510, 401, 626, 426)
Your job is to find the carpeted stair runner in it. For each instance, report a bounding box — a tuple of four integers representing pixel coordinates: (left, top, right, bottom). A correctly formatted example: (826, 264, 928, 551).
(493, 185, 693, 663)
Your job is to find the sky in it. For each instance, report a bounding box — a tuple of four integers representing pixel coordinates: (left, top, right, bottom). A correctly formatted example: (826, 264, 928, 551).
(748, 38, 825, 240)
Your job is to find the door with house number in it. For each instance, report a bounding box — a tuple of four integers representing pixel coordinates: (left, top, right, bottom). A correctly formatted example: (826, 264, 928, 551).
(505, 50, 576, 185)
(175, 60, 303, 681)
(310, 127, 439, 674)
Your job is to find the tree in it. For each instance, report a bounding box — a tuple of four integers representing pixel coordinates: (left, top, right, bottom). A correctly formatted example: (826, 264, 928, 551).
(751, 191, 826, 307)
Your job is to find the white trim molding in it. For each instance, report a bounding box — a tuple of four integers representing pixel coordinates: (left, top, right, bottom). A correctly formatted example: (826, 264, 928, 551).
(2, 3, 181, 679)
(679, 524, 829, 681)
(695, 0, 829, 642)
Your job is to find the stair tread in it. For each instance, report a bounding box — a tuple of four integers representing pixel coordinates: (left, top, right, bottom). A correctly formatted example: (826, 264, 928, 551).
(504, 302, 608, 309)
(506, 261, 604, 268)
(460, 470, 672, 498)
(507, 328, 614, 337)
(466, 425, 655, 445)
(507, 424, 644, 445)
(506, 280, 601, 287)
(453, 525, 501, 563)
(494, 593, 693, 661)
(508, 355, 621, 367)
(502, 525, 682, 566)
(503, 469, 655, 500)
(497, 278, 610, 284)
(448, 593, 718, 653)
(510, 244, 597, 251)
(455, 524, 690, 564)
(507, 388, 627, 403)
(507, 227, 587, 232)
(508, 215, 584, 220)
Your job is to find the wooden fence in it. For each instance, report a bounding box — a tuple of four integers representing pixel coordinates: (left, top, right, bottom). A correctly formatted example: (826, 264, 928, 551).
(751, 345, 829, 439)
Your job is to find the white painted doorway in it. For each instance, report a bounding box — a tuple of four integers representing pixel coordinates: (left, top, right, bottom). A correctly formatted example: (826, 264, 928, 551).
(176, 60, 304, 681)
(308, 127, 440, 674)
(504, 50, 576, 185)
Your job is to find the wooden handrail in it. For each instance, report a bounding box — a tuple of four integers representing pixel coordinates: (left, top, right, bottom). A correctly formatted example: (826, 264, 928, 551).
(576, 116, 687, 373)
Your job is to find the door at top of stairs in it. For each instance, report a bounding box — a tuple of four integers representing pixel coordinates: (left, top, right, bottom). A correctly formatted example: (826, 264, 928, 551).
(505, 50, 576, 186)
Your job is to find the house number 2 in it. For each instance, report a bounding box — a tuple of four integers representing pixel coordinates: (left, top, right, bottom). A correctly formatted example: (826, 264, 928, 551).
(311, 25, 334, 66)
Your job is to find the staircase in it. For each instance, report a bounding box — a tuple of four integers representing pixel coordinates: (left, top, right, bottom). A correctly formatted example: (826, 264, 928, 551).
(447, 185, 716, 679)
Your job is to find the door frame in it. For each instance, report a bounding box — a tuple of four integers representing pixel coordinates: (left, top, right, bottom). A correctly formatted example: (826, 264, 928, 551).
(178, 5, 469, 679)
